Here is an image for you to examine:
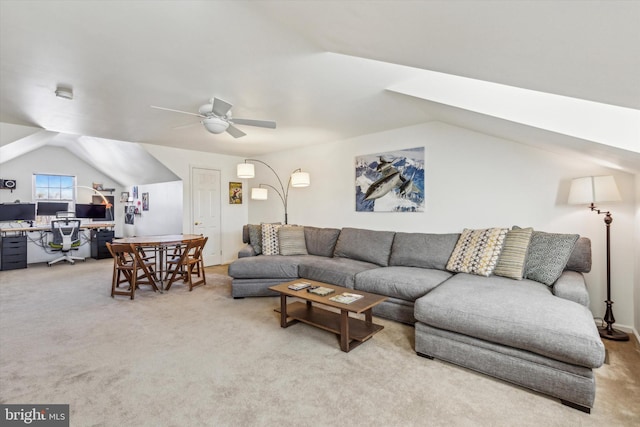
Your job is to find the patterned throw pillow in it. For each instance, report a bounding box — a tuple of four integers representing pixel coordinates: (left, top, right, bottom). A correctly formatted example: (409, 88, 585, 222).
(278, 226, 308, 256)
(493, 227, 533, 280)
(524, 231, 579, 286)
(261, 223, 282, 256)
(248, 224, 263, 255)
(446, 228, 508, 277)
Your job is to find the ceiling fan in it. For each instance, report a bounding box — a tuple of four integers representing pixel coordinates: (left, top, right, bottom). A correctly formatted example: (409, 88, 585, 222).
(151, 97, 276, 138)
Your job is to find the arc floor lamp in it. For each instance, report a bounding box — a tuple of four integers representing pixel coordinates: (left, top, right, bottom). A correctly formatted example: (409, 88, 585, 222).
(237, 159, 310, 225)
(568, 175, 628, 341)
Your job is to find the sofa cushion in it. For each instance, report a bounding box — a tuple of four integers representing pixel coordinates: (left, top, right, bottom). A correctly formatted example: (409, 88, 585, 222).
(446, 228, 508, 277)
(261, 223, 282, 255)
(355, 266, 452, 302)
(228, 254, 316, 279)
(389, 232, 460, 270)
(493, 227, 533, 280)
(304, 226, 341, 257)
(565, 237, 591, 273)
(298, 257, 379, 288)
(524, 231, 579, 285)
(414, 273, 605, 368)
(333, 227, 395, 266)
(278, 225, 308, 256)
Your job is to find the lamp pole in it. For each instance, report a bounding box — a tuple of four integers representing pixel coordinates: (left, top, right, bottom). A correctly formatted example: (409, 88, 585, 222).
(591, 203, 628, 341)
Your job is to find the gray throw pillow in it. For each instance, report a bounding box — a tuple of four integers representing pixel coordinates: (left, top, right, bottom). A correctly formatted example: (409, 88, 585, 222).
(524, 231, 579, 286)
(248, 224, 262, 255)
(279, 226, 308, 256)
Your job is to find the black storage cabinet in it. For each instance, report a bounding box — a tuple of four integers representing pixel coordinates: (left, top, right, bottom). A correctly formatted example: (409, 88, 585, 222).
(91, 229, 114, 259)
(1, 235, 27, 270)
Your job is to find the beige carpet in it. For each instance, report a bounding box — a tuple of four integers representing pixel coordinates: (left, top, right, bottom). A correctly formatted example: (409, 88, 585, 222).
(1, 259, 638, 427)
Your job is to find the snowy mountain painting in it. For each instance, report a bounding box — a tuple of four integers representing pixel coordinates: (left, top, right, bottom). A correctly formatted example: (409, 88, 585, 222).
(355, 147, 425, 212)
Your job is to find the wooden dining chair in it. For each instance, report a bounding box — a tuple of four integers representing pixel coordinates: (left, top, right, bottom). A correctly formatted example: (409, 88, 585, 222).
(165, 236, 207, 291)
(106, 242, 159, 299)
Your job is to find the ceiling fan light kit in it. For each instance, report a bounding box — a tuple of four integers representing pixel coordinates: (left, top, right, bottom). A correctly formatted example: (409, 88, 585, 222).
(151, 97, 276, 138)
(202, 117, 229, 134)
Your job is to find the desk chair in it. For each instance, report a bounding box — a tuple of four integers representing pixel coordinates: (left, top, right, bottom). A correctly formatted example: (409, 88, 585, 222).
(48, 219, 85, 266)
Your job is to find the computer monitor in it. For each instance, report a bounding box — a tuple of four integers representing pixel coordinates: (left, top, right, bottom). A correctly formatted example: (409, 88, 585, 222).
(75, 203, 107, 219)
(37, 201, 69, 216)
(0, 203, 36, 222)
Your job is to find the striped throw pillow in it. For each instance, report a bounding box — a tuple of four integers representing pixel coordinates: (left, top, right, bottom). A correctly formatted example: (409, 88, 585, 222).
(278, 226, 308, 256)
(493, 227, 533, 280)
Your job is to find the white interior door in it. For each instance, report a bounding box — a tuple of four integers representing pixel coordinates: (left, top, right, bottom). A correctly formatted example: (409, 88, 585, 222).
(191, 167, 221, 266)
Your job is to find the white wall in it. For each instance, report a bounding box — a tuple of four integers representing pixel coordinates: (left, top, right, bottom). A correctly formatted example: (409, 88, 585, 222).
(0, 145, 123, 263)
(140, 144, 248, 264)
(635, 174, 640, 339)
(245, 121, 637, 331)
(121, 180, 182, 237)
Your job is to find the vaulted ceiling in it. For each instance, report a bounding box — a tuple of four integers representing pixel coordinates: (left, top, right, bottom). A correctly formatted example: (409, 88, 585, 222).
(1, 1, 639, 174)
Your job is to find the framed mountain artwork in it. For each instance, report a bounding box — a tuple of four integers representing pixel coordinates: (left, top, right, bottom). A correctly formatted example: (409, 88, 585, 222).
(355, 146, 425, 212)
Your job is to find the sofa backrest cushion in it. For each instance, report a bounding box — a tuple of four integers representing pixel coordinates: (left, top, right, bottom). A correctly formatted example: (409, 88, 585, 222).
(334, 227, 395, 266)
(389, 232, 460, 270)
(304, 226, 341, 257)
(565, 237, 591, 273)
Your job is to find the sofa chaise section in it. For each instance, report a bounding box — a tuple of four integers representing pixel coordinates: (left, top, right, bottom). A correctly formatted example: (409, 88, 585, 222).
(414, 261, 605, 412)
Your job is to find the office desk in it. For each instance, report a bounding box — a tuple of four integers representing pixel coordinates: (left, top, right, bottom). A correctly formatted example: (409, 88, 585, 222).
(0, 223, 115, 269)
(0, 223, 115, 235)
(112, 234, 201, 291)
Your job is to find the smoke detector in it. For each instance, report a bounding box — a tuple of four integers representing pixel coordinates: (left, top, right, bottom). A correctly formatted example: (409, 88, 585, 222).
(55, 86, 73, 100)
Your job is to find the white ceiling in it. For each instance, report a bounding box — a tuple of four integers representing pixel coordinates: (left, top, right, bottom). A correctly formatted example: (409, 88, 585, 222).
(1, 1, 639, 173)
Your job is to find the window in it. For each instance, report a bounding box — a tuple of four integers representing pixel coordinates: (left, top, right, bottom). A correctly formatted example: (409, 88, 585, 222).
(34, 174, 75, 201)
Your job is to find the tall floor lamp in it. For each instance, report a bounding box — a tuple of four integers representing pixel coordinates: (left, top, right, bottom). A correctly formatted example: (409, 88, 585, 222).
(237, 159, 310, 225)
(568, 175, 628, 341)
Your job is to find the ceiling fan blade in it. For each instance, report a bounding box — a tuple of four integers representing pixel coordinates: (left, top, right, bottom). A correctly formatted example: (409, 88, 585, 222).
(172, 121, 200, 130)
(231, 118, 277, 129)
(151, 105, 205, 118)
(226, 124, 246, 138)
(212, 97, 233, 117)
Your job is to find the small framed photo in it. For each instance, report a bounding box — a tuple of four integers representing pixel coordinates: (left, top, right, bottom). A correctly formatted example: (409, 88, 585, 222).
(229, 182, 242, 204)
(142, 192, 149, 211)
(120, 192, 129, 203)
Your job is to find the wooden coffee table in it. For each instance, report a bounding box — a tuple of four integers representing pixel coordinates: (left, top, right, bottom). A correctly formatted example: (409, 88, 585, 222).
(269, 280, 388, 352)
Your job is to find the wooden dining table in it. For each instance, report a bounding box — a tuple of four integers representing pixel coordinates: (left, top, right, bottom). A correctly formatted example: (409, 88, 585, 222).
(112, 234, 202, 292)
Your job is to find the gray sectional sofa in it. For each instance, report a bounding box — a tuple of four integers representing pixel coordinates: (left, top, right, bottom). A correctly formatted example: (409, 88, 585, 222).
(228, 225, 605, 413)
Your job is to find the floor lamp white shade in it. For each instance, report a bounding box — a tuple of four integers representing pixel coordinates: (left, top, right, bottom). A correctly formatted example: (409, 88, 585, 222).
(568, 176, 621, 205)
(237, 163, 255, 179)
(251, 187, 268, 200)
(290, 171, 310, 187)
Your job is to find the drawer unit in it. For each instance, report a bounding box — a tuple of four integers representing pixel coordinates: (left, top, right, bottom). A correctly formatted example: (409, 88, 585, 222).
(1, 235, 27, 270)
(91, 229, 114, 259)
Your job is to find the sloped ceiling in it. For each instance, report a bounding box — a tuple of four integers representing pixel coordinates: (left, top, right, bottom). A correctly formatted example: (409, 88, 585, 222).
(0, 1, 638, 176)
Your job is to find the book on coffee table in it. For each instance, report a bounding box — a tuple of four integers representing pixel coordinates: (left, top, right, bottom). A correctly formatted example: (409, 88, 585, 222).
(288, 281, 311, 291)
(307, 286, 335, 296)
(329, 292, 364, 304)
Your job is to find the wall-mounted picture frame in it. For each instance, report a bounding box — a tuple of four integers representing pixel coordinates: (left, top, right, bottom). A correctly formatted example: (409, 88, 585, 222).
(124, 205, 135, 225)
(229, 182, 242, 204)
(142, 192, 149, 211)
(120, 192, 129, 203)
(355, 146, 425, 212)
